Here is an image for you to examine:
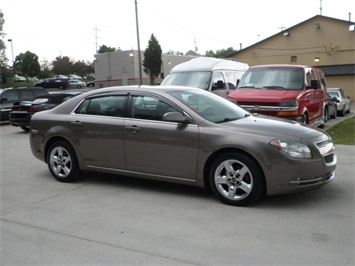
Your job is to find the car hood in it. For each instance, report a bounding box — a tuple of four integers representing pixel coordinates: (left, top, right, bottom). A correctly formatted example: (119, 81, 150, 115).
(223, 114, 323, 141)
(228, 89, 301, 103)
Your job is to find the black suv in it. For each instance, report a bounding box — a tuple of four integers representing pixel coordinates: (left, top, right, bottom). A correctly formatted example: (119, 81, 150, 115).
(34, 78, 68, 90)
(0, 87, 49, 122)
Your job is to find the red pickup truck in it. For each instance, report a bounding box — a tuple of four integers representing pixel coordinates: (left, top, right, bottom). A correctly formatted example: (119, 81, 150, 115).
(227, 64, 327, 127)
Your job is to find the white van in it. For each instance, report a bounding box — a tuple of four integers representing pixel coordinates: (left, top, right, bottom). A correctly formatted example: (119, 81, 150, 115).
(161, 57, 249, 98)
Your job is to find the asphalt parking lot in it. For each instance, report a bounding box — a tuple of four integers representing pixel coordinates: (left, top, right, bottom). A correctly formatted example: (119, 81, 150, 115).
(0, 104, 354, 265)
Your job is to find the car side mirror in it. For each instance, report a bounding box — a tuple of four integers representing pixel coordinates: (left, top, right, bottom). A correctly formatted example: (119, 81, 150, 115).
(162, 111, 190, 124)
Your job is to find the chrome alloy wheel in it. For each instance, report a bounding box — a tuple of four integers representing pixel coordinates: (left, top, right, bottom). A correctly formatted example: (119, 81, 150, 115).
(214, 159, 253, 201)
(49, 146, 72, 178)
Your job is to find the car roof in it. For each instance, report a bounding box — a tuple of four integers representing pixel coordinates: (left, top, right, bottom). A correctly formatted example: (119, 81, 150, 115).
(171, 57, 249, 72)
(0, 86, 47, 93)
(249, 64, 311, 69)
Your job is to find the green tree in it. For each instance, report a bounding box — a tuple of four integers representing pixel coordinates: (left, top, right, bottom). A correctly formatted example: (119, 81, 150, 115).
(143, 34, 162, 85)
(0, 10, 6, 68)
(0, 9, 11, 84)
(205, 47, 237, 58)
(14, 51, 41, 78)
(52, 56, 73, 75)
(97, 45, 120, 53)
(71, 60, 93, 77)
(38, 59, 52, 79)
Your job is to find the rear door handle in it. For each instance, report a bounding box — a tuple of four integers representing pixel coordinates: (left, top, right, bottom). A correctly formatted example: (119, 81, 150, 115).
(126, 125, 140, 132)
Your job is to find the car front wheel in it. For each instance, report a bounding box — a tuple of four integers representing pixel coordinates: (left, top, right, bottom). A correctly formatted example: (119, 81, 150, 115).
(209, 152, 264, 206)
(47, 141, 81, 182)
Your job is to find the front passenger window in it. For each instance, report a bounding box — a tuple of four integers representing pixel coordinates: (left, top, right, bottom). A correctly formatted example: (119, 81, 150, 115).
(131, 95, 176, 121)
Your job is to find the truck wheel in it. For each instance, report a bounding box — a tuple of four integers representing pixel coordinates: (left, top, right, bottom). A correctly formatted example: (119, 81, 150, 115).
(301, 113, 308, 124)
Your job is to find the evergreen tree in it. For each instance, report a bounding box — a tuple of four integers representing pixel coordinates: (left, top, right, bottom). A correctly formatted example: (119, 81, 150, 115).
(143, 34, 162, 85)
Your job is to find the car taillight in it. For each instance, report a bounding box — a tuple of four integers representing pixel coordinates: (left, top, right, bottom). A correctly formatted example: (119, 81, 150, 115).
(28, 106, 38, 112)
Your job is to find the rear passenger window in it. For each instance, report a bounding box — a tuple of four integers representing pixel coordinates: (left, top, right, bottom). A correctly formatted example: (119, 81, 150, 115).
(32, 89, 48, 98)
(75, 95, 125, 117)
(1, 90, 18, 102)
(19, 89, 33, 100)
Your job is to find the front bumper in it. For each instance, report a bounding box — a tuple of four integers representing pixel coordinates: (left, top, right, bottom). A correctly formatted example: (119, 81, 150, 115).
(261, 137, 337, 195)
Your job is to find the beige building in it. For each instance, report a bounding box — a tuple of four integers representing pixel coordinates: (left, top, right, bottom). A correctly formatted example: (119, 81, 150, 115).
(231, 15, 355, 99)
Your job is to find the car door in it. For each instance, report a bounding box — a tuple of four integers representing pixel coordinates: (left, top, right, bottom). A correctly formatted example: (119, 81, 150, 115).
(123, 93, 199, 180)
(305, 68, 320, 121)
(0, 88, 19, 121)
(68, 94, 127, 169)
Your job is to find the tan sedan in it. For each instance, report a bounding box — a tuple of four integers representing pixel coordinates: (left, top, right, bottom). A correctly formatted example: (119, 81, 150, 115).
(29, 86, 337, 206)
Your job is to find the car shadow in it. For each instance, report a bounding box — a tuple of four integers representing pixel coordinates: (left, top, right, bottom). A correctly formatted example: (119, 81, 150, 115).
(74, 171, 332, 208)
(80, 170, 215, 202)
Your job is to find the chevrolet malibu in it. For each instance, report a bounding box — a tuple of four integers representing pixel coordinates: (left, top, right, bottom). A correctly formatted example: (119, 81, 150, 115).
(29, 86, 337, 206)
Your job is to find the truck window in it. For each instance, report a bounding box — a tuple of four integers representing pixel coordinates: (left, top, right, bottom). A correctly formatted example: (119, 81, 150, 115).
(161, 71, 211, 90)
(238, 68, 303, 90)
(212, 72, 226, 90)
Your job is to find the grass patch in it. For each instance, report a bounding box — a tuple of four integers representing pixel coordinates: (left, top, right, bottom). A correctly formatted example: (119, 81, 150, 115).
(326, 116, 355, 145)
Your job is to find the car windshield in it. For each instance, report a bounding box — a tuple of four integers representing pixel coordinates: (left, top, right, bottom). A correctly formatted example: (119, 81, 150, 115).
(161, 71, 212, 90)
(238, 68, 304, 90)
(166, 89, 250, 123)
(328, 91, 340, 98)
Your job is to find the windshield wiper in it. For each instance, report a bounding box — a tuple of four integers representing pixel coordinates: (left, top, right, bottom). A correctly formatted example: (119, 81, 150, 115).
(216, 117, 238, 123)
(238, 86, 256, 89)
(262, 86, 285, 90)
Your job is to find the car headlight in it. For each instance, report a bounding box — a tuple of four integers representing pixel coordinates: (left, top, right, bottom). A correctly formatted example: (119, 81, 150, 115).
(279, 100, 298, 108)
(270, 139, 312, 158)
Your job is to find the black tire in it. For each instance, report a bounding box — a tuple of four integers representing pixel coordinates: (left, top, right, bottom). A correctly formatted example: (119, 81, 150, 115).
(208, 152, 265, 206)
(323, 107, 328, 123)
(47, 141, 81, 182)
(330, 108, 337, 119)
(301, 113, 308, 124)
(338, 107, 345, 117)
(20, 126, 30, 132)
(76, 85, 82, 89)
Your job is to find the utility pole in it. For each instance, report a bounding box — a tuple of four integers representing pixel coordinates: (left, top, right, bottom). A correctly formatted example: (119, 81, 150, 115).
(94, 26, 100, 53)
(7, 39, 14, 77)
(320, 0, 322, 15)
(135, 0, 143, 85)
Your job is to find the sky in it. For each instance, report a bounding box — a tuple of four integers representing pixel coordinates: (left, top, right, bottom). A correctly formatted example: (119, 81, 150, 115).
(1, 0, 354, 63)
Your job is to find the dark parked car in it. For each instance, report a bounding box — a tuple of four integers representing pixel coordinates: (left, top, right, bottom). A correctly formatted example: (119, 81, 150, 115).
(0, 87, 49, 123)
(325, 93, 337, 121)
(29, 86, 336, 206)
(87, 81, 95, 87)
(9, 92, 82, 131)
(34, 78, 68, 90)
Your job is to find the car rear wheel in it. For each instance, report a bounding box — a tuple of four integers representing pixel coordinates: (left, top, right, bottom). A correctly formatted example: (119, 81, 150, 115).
(20, 126, 30, 132)
(208, 152, 264, 206)
(47, 141, 81, 182)
(323, 107, 328, 123)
